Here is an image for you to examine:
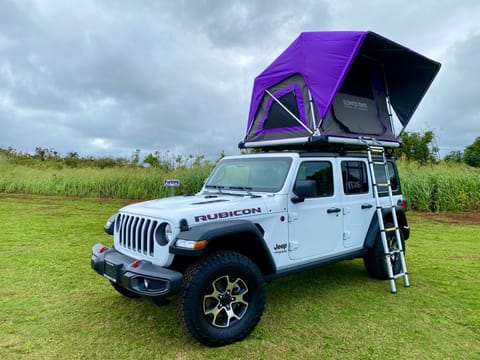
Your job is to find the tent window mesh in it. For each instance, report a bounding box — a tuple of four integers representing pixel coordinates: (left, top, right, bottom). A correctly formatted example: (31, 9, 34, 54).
(263, 91, 301, 130)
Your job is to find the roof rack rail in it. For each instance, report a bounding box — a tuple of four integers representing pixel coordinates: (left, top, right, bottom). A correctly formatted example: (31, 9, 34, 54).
(239, 135, 401, 152)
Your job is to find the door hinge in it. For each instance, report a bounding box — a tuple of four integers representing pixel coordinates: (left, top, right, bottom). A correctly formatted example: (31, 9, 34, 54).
(288, 212, 298, 222)
(289, 241, 299, 251)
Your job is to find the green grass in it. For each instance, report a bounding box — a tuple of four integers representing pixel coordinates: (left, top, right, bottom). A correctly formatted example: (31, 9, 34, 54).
(1, 156, 480, 212)
(0, 195, 478, 359)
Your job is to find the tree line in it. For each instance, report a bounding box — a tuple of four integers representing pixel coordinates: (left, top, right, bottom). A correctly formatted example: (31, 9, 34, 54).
(395, 131, 480, 167)
(1, 132, 479, 168)
(0, 146, 217, 170)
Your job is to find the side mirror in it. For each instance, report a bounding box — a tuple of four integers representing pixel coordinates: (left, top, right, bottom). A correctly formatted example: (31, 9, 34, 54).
(292, 180, 316, 203)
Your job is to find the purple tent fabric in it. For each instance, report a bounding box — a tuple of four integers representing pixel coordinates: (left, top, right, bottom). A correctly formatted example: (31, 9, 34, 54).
(244, 31, 441, 146)
(247, 31, 367, 130)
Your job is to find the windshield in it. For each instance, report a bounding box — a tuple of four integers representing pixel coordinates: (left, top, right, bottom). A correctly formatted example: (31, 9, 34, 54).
(205, 157, 292, 193)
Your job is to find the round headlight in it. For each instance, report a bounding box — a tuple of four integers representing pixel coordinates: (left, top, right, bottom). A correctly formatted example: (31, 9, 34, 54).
(104, 213, 117, 235)
(164, 223, 174, 242)
(154, 222, 174, 246)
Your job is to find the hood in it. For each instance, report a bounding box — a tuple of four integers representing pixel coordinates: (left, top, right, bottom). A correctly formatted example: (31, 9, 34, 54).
(119, 193, 276, 228)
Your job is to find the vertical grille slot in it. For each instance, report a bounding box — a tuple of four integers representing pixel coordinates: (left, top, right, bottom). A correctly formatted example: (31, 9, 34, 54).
(142, 219, 150, 255)
(116, 214, 155, 257)
(137, 218, 145, 253)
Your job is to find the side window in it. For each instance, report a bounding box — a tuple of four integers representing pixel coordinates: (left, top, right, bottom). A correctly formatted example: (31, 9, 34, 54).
(342, 161, 369, 194)
(295, 161, 333, 197)
(374, 162, 398, 193)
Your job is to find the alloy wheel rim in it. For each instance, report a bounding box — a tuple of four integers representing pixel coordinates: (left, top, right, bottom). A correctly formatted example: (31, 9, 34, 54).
(203, 275, 249, 328)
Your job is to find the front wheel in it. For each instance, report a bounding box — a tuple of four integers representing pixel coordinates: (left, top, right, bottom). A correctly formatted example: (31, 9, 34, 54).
(177, 250, 266, 347)
(363, 222, 406, 280)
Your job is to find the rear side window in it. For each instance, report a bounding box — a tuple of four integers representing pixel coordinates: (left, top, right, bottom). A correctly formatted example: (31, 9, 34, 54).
(342, 161, 369, 194)
(373, 162, 399, 193)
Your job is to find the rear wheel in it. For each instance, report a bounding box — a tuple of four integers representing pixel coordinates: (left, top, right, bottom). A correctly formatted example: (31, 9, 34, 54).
(364, 222, 405, 280)
(177, 250, 265, 347)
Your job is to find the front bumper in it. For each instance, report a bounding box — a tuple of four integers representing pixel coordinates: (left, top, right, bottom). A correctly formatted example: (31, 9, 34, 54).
(91, 243, 183, 297)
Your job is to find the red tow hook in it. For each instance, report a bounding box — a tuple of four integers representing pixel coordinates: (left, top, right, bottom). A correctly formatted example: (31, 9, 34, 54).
(132, 259, 141, 268)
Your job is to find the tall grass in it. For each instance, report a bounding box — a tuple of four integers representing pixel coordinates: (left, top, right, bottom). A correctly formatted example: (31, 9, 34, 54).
(0, 157, 213, 199)
(1, 155, 479, 212)
(398, 162, 480, 212)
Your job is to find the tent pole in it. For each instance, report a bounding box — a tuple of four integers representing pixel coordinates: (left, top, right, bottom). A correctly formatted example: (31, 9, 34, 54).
(265, 89, 314, 134)
(382, 65, 398, 138)
(307, 88, 321, 135)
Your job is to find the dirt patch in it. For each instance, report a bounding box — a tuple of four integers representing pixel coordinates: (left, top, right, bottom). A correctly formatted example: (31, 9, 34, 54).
(415, 211, 480, 226)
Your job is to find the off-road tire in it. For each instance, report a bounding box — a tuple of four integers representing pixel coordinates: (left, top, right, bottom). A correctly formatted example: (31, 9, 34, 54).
(177, 250, 265, 347)
(110, 280, 140, 298)
(363, 222, 406, 280)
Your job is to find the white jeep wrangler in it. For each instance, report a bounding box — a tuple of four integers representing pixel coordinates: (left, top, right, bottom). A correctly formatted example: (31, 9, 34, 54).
(91, 149, 409, 346)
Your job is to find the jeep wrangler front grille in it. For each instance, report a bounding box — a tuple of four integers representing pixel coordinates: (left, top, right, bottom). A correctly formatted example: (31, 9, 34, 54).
(116, 214, 157, 257)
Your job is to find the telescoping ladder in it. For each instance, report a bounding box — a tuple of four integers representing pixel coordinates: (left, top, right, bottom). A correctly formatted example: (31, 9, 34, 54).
(363, 138, 410, 293)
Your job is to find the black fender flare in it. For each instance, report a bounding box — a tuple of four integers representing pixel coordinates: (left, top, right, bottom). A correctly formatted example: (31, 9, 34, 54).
(364, 208, 410, 249)
(169, 220, 276, 275)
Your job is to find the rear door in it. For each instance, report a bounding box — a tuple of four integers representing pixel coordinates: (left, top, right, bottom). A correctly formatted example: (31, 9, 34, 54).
(340, 159, 375, 249)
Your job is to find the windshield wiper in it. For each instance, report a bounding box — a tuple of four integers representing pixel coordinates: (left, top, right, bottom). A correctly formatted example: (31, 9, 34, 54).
(227, 186, 261, 198)
(205, 185, 225, 193)
(228, 186, 253, 191)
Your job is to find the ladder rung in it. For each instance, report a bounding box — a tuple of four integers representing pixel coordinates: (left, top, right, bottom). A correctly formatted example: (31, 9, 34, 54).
(392, 272, 408, 279)
(371, 161, 386, 165)
(385, 249, 403, 255)
(369, 147, 384, 153)
(380, 226, 399, 232)
(373, 183, 390, 187)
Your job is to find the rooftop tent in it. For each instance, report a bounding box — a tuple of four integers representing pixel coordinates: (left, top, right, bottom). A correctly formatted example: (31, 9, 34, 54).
(241, 31, 441, 149)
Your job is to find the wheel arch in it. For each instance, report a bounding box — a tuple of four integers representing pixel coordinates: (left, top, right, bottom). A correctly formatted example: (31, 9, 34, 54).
(169, 220, 276, 276)
(364, 208, 410, 249)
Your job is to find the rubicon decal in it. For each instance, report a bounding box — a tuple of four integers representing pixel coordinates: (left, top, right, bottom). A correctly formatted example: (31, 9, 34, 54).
(194, 208, 262, 222)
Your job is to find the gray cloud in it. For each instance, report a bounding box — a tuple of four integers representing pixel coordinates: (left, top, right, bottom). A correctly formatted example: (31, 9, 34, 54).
(0, 0, 478, 160)
(413, 31, 480, 153)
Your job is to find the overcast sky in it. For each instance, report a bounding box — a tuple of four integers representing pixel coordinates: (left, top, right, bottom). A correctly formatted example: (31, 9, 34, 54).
(1, 0, 479, 160)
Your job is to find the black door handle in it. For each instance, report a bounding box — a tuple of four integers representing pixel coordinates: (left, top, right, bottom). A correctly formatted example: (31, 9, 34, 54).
(327, 207, 341, 214)
(361, 204, 373, 209)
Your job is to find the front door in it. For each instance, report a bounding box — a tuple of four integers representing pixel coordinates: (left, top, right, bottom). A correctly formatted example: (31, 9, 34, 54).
(288, 160, 344, 260)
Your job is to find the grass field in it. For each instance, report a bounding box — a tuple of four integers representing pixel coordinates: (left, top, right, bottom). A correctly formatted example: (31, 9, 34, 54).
(1, 155, 480, 212)
(0, 195, 479, 359)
